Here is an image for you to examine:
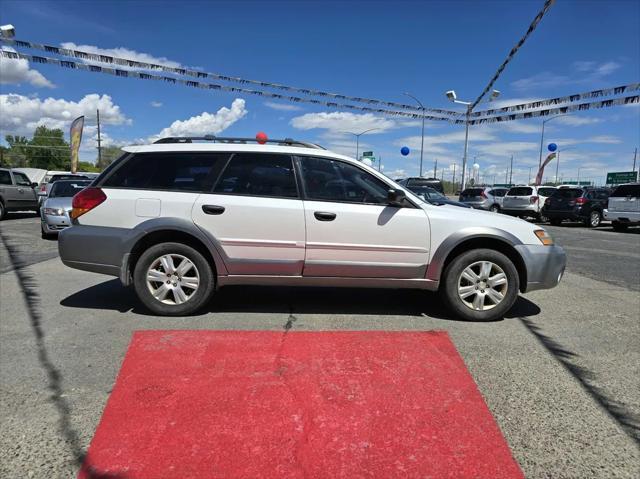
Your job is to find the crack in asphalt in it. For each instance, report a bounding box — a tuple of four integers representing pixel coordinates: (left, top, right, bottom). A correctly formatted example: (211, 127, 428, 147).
(519, 316, 640, 445)
(0, 231, 128, 479)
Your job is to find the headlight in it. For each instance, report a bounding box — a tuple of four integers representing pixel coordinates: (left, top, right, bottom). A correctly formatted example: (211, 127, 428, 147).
(534, 229, 554, 246)
(44, 207, 65, 216)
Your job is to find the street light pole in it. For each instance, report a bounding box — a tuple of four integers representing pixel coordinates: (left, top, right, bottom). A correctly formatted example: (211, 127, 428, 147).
(538, 113, 570, 169)
(403, 93, 425, 177)
(344, 128, 380, 161)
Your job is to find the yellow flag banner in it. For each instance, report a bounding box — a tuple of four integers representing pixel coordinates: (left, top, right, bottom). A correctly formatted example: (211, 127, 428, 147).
(69, 116, 84, 173)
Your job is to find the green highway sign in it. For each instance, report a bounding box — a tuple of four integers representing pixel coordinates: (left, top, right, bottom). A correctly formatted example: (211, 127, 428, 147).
(362, 151, 374, 157)
(606, 171, 638, 185)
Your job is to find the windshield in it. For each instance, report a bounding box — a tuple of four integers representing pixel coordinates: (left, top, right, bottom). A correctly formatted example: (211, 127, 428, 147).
(49, 181, 91, 197)
(408, 186, 445, 200)
(461, 188, 484, 197)
(610, 184, 640, 197)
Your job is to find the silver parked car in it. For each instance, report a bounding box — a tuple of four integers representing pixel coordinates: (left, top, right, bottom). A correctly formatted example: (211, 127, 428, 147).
(41, 179, 92, 238)
(458, 187, 508, 212)
(503, 186, 557, 221)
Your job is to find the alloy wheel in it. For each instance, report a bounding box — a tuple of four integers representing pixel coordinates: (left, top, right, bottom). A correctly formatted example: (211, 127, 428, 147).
(457, 261, 508, 311)
(590, 211, 600, 227)
(146, 254, 200, 305)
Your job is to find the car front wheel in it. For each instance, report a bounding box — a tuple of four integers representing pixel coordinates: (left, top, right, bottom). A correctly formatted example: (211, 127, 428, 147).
(440, 249, 519, 321)
(489, 204, 500, 213)
(133, 242, 215, 316)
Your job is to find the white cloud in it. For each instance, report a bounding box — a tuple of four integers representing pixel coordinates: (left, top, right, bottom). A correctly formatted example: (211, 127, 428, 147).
(475, 141, 540, 157)
(0, 55, 54, 88)
(584, 135, 622, 144)
(0, 93, 129, 137)
(150, 101, 163, 108)
(511, 61, 622, 92)
(151, 98, 247, 141)
(553, 115, 601, 126)
(291, 111, 396, 134)
(60, 42, 184, 69)
(264, 101, 302, 112)
(384, 168, 407, 179)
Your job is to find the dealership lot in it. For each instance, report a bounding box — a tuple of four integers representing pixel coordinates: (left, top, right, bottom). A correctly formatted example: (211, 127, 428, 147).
(1, 214, 639, 478)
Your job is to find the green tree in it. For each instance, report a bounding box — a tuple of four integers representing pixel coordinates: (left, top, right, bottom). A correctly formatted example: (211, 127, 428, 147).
(96, 145, 124, 170)
(28, 126, 70, 170)
(4, 135, 29, 167)
(77, 161, 100, 173)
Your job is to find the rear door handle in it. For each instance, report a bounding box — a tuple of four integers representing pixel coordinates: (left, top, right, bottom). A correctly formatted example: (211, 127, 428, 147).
(314, 211, 336, 221)
(202, 205, 225, 215)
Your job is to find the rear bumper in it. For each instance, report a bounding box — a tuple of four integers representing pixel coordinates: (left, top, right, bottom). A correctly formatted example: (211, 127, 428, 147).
(515, 244, 566, 293)
(603, 209, 640, 223)
(502, 207, 539, 216)
(542, 208, 586, 221)
(58, 225, 131, 278)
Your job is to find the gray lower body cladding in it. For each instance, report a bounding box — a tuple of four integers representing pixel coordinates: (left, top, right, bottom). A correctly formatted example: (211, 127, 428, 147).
(515, 244, 566, 292)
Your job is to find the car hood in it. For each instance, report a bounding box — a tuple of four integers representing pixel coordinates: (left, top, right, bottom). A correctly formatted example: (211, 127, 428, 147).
(420, 201, 546, 246)
(43, 197, 73, 210)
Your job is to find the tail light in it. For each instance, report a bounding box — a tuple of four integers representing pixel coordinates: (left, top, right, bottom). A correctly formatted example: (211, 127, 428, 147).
(71, 187, 106, 219)
(39, 184, 46, 193)
(544, 197, 551, 205)
(481, 191, 487, 198)
(576, 197, 587, 205)
(530, 196, 539, 204)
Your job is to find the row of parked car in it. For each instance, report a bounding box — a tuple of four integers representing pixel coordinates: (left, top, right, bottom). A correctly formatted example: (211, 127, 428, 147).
(396, 177, 639, 230)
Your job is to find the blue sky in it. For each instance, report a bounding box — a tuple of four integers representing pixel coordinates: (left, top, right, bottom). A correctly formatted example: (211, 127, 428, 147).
(1, 0, 639, 184)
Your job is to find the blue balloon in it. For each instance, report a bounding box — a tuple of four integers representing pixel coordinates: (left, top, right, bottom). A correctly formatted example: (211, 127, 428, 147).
(548, 143, 557, 152)
(401, 146, 410, 156)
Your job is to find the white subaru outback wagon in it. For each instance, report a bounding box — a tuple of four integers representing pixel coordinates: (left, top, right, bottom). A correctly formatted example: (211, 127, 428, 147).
(59, 136, 565, 321)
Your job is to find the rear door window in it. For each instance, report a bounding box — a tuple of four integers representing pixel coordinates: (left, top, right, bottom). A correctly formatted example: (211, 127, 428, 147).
(103, 152, 229, 192)
(214, 153, 298, 198)
(610, 184, 640, 197)
(13, 172, 32, 186)
(507, 187, 533, 196)
(461, 188, 484, 197)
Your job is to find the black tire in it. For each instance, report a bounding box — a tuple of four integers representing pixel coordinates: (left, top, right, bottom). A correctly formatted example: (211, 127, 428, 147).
(550, 218, 562, 226)
(612, 221, 628, 232)
(0, 201, 5, 220)
(133, 242, 215, 316)
(41, 224, 53, 239)
(489, 204, 500, 213)
(585, 210, 601, 228)
(538, 213, 549, 223)
(440, 248, 519, 322)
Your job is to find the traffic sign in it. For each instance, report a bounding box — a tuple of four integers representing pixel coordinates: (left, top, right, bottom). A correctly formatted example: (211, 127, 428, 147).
(362, 151, 374, 157)
(606, 171, 638, 185)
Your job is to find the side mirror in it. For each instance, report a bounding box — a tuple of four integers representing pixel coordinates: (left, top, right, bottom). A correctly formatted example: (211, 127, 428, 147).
(31, 182, 38, 189)
(387, 188, 407, 207)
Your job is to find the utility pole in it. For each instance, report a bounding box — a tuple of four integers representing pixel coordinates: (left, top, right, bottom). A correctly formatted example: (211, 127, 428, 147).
(528, 167, 532, 185)
(96, 109, 102, 166)
(555, 149, 560, 185)
(509, 155, 513, 185)
(633, 147, 637, 173)
(452, 164, 456, 195)
(433, 158, 438, 178)
(378, 155, 382, 172)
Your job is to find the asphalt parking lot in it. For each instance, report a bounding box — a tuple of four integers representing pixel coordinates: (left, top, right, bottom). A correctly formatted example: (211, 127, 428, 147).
(1, 214, 639, 478)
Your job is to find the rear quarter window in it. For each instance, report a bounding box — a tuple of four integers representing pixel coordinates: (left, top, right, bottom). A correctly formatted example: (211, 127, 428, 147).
(102, 152, 229, 192)
(537, 188, 556, 197)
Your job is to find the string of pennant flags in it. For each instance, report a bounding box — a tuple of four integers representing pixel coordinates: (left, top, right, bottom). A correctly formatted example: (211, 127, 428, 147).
(1, 48, 638, 125)
(471, 82, 640, 118)
(0, 37, 459, 117)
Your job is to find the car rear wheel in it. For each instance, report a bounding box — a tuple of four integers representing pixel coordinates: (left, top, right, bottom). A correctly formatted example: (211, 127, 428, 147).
(133, 242, 215, 316)
(586, 210, 601, 228)
(612, 221, 628, 232)
(440, 249, 519, 322)
(550, 218, 562, 226)
(489, 204, 500, 213)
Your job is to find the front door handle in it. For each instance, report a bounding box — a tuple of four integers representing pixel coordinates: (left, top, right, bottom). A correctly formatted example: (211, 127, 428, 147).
(314, 211, 336, 221)
(202, 205, 225, 215)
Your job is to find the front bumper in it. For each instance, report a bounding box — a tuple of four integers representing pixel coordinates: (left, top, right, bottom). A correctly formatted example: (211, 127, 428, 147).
(41, 211, 73, 233)
(515, 244, 566, 293)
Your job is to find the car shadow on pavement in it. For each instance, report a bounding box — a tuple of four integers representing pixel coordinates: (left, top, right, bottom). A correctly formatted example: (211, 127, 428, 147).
(60, 279, 541, 322)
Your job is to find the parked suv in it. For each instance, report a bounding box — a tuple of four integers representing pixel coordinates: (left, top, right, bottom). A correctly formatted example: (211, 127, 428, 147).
(58, 136, 565, 321)
(458, 187, 508, 212)
(604, 182, 640, 231)
(0, 167, 39, 220)
(542, 187, 610, 227)
(502, 186, 557, 221)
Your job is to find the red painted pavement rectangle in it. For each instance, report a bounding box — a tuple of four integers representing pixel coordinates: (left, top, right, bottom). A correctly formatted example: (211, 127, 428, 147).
(79, 331, 523, 479)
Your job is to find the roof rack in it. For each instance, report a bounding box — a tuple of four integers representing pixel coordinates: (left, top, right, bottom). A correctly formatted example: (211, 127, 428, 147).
(153, 135, 325, 150)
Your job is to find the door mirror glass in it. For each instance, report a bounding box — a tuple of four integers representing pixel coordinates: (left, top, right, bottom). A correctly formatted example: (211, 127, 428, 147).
(31, 182, 38, 189)
(387, 188, 407, 206)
